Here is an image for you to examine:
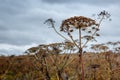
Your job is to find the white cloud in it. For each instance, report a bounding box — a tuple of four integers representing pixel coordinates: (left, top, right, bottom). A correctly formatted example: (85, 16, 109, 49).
(0, 43, 37, 56)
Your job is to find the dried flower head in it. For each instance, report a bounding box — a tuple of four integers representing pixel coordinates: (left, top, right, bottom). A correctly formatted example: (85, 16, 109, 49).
(82, 35, 96, 41)
(60, 16, 98, 32)
(98, 10, 111, 19)
(44, 18, 55, 26)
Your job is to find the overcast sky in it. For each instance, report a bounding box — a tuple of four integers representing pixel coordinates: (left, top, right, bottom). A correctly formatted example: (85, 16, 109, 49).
(0, 0, 120, 55)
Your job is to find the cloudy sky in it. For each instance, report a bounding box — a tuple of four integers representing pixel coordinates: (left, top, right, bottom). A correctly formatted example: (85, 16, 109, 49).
(0, 0, 120, 55)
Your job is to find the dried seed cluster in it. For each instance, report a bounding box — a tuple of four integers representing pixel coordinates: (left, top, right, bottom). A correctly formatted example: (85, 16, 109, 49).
(60, 16, 98, 32)
(98, 10, 111, 19)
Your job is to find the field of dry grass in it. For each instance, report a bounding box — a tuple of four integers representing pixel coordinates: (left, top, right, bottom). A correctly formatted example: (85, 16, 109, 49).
(0, 52, 120, 80)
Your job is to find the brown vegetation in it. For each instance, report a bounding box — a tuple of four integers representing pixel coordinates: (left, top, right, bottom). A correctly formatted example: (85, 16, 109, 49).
(0, 51, 120, 80)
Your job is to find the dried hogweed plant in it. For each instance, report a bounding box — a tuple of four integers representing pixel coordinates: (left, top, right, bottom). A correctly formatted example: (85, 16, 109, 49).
(44, 10, 110, 80)
(26, 42, 77, 80)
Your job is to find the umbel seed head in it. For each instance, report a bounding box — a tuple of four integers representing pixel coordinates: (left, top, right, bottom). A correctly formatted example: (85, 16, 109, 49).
(60, 16, 98, 32)
(98, 10, 111, 19)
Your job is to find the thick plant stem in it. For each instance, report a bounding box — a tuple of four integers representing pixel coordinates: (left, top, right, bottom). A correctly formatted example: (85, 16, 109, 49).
(81, 55, 84, 80)
(79, 48, 84, 80)
(78, 28, 84, 80)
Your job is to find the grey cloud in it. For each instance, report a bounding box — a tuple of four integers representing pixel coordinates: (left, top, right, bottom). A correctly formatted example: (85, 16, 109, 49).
(42, 0, 120, 5)
(0, 0, 120, 50)
(0, 0, 28, 16)
(0, 25, 9, 31)
(0, 0, 65, 46)
(0, 29, 48, 45)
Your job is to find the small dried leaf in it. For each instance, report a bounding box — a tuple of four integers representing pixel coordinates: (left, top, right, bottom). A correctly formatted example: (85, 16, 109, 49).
(92, 27, 95, 29)
(82, 28, 86, 31)
(96, 33, 100, 36)
(88, 31, 91, 33)
(96, 28, 100, 31)
(70, 29, 73, 32)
